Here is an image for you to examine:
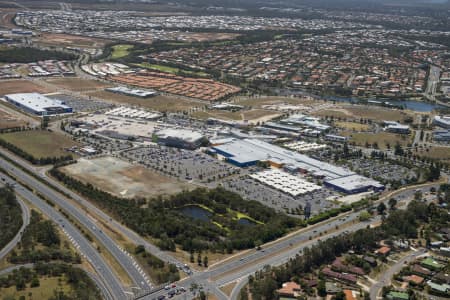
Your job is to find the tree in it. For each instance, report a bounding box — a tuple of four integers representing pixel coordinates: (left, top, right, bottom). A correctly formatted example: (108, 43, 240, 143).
(377, 203, 387, 215)
(388, 198, 397, 210)
(197, 252, 202, 266)
(359, 211, 372, 221)
(317, 280, 326, 297)
(203, 256, 208, 268)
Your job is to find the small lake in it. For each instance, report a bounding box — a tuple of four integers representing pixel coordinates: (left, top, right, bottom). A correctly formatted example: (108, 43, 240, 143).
(179, 205, 212, 221)
(275, 89, 445, 112)
(237, 218, 257, 226)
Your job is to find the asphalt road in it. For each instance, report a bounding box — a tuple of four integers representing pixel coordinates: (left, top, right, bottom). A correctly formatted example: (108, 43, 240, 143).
(0, 154, 153, 294)
(0, 194, 30, 261)
(0, 147, 186, 271)
(0, 148, 445, 300)
(0, 170, 124, 300)
(369, 248, 427, 300)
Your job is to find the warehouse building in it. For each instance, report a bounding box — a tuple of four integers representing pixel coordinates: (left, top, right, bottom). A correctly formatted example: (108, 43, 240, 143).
(434, 115, 450, 129)
(4, 93, 72, 116)
(105, 86, 158, 98)
(324, 174, 385, 194)
(250, 169, 321, 196)
(212, 139, 383, 194)
(155, 128, 204, 150)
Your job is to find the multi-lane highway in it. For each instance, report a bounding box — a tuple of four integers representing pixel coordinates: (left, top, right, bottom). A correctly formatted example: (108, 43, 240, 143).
(0, 154, 153, 295)
(0, 170, 124, 300)
(0, 146, 446, 300)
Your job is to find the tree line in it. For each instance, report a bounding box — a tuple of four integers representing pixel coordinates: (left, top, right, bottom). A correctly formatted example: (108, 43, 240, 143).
(0, 186, 22, 251)
(0, 47, 76, 63)
(0, 137, 73, 166)
(8, 210, 81, 265)
(50, 167, 300, 253)
(0, 263, 101, 300)
(246, 197, 447, 300)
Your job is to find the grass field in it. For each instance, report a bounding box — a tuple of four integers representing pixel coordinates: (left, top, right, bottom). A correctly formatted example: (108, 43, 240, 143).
(234, 96, 317, 109)
(192, 109, 280, 123)
(45, 77, 112, 92)
(61, 156, 194, 198)
(335, 121, 370, 131)
(110, 44, 133, 59)
(0, 79, 53, 95)
(0, 276, 72, 299)
(88, 90, 203, 112)
(344, 132, 412, 149)
(313, 105, 413, 122)
(136, 62, 209, 77)
(417, 146, 450, 162)
(0, 109, 25, 129)
(0, 130, 78, 158)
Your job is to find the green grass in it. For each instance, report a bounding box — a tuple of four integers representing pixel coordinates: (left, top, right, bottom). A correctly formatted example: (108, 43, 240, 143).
(135, 63, 210, 77)
(0, 130, 79, 159)
(110, 44, 133, 59)
(0, 276, 72, 299)
(231, 209, 264, 225)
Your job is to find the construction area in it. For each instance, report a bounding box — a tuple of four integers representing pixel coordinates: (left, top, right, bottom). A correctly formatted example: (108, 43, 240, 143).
(109, 71, 241, 102)
(60, 156, 194, 198)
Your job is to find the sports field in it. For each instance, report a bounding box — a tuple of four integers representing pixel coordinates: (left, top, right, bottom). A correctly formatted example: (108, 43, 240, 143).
(0, 130, 78, 158)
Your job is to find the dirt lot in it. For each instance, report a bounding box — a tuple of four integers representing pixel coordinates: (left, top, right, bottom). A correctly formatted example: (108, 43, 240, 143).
(61, 156, 194, 199)
(36, 33, 111, 49)
(0, 108, 26, 129)
(44, 78, 113, 92)
(0, 130, 79, 158)
(0, 79, 53, 95)
(87, 90, 203, 112)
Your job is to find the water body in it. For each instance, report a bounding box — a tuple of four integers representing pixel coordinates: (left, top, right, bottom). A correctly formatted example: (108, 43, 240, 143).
(180, 205, 212, 221)
(276, 89, 444, 112)
(237, 218, 257, 226)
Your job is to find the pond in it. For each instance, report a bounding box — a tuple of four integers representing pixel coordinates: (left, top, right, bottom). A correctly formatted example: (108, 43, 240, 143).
(237, 218, 257, 226)
(179, 205, 212, 221)
(275, 89, 445, 112)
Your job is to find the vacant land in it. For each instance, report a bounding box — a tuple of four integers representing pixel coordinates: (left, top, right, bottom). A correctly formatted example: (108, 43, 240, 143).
(37, 33, 111, 49)
(343, 131, 412, 149)
(111, 44, 133, 59)
(0, 79, 53, 95)
(0, 109, 26, 129)
(0, 130, 78, 158)
(335, 121, 370, 131)
(61, 156, 194, 198)
(234, 96, 317, 109)
(45, 77, 113, 92)
(313, 105, 413, 122)
(417, 146, 450, 162)
(192, 108, 281, 123)
(88, 90, 203, 112)
(0, 276, 72, 299)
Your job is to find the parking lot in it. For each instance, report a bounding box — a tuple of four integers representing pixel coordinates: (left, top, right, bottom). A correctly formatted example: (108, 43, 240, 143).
(72, 133, 133, 154)
(344, 158, 419, 184)
(221, 176, 340, 216)
(120, 146, 240, 185)
(48, 94, 113, 112)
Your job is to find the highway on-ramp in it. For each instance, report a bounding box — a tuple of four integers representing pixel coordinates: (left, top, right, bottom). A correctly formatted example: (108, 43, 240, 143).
(0, 155, 153, 294)
(0, 170, 124, 300)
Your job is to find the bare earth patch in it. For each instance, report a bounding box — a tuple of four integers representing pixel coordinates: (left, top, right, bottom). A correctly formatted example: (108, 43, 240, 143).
(61, 156, 194, 198)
